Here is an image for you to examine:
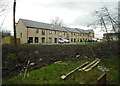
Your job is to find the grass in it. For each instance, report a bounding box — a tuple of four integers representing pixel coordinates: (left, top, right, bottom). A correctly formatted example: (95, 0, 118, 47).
(99, 55, 119, 84)
(30, 42, 102, 46)
(3, 55, 119, 85)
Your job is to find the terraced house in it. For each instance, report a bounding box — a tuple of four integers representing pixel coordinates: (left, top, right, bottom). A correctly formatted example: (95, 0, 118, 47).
(16, 19, 94, 44)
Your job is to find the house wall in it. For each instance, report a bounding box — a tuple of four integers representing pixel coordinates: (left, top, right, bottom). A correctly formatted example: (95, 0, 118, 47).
(16, 20, 28, 44)
(27, 28, 68, 44)
(16, 20, 94, 44)
(61, 31, 94, 43)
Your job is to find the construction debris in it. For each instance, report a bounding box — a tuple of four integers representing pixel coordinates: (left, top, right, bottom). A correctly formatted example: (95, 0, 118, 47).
(97, 66, 109, 72)
(61, 62, 89, 80)
(61, 58, 101, 80)
(23, 60, 30, 78)
(84, 59, 100, 71)
(79, 58, 100, 71)
(30, 62, 35, 66)
(54, 61, 62, 64)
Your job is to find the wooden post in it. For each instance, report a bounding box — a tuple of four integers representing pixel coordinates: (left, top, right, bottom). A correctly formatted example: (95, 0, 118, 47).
(97, 73, 106, 86)
(13, 0, 18, 59)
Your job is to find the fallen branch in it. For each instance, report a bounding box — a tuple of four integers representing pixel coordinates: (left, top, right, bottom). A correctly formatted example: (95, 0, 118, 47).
(61, 62, 89, 80)
(23, 60, 30, 78)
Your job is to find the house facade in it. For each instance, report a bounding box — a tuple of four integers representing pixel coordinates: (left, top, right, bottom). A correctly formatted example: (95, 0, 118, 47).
(16, 19, 94, 44)
(103, 33, 119, 41)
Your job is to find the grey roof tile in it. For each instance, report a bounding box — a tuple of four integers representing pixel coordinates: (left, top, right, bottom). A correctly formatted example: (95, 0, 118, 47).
(76, 28, 94, 33)
(20, 19, 67, 32)
(19, 19, 94, 33)
(64, 27, 80, 33)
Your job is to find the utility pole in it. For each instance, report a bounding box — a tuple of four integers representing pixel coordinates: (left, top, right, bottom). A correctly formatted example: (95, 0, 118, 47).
(13, 0, 18, 60)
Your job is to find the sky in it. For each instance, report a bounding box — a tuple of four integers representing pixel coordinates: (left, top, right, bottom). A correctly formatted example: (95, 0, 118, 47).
(0, 0, 119, 38)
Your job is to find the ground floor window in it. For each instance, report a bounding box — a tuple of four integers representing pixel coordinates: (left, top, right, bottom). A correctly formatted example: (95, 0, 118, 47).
(74, 38, 76, 42)
(49, 37, 52, 43)
(28, 37, 33, 43)
(54, 38, 57, 43)
(42, 37, 45, 43)
(83, 38, 84, 42)
(80, 39, 82, 42)
(77, 38, 79, 42)
(71, 38, 73, 42)
(35, 37, 39, 43)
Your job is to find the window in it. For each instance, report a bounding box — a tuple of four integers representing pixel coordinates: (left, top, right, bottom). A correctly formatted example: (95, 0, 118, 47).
(54, 38, 57, 43)
(83, 38, 84, 41)
(42, 30, 45, 35)
(77, 38, 79, 42)
(28, 37, 33, 43)
(49, 30, 52, 34)
(74, 38, 76, 42)
(36, 29, 39, 33)
(71, 33, 73, 37)
(49, 37, 52, 43)
(42, 37, 45, 43)
(71, 38, 73, 42)
(20, 33, 22, 37)
(35, 37, 39, 43)
(80, 39, 82, 42)
(74, 33, 76, 36)
(54, 31, 57, 35)
(64, 32, 66, 36)
(60, 32, 62, 37)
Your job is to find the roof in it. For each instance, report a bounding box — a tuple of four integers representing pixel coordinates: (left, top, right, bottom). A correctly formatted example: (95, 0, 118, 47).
(76, 28, 94, 33)
(20, 19, 67, 32)
(64, 27, 80, 33)
(19, 19, 94, 33)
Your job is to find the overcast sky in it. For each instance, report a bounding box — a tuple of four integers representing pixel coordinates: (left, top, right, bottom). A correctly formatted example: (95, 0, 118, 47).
(0, 0, 119, 38)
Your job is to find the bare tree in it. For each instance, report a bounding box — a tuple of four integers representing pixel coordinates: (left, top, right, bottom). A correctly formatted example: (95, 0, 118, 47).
(1, 30, 11, 38)
(0, 0, 9, 30)
(0, 0, 9, 16)
(88, 5, 119, 48)
(50, 17, 65, 27)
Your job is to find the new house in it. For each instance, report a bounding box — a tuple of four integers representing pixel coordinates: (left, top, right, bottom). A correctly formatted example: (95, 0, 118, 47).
(16, 19, 94, 44)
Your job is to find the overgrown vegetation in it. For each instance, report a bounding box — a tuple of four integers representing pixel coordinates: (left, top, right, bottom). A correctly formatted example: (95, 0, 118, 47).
(2, 42, 119, 84)
(3, 55, 119, 84)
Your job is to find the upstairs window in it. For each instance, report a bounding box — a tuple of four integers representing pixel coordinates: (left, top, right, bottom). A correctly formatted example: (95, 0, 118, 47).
(74, 33, 76, 36)
(54, 31, 57, 35)
(60, 32, 62, 37)
(64, 32, 66, 36)
(42, 30, 45, 35)
(20, 33, 22, 37)
(71, 33, 73, 37)
(49, 30, 52, 34)
(36, 29, 39, 33)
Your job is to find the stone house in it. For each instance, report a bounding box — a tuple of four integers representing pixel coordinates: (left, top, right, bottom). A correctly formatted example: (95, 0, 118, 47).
(16, 19, 94, 44)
